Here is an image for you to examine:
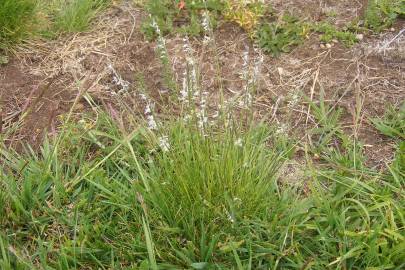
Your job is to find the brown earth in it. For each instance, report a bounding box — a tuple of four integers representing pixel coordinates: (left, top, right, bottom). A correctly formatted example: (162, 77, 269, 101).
(0, 0, 404, 167)
(0, 61, 74, 149)
(270, 0, 368, 26)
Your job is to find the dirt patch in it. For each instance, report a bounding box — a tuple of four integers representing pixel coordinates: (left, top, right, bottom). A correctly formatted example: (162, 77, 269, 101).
(0, 61, 73, 149)
(257, 19, 405, 168)
(270, 0, 368, 26)
(0, 3, 155, 149)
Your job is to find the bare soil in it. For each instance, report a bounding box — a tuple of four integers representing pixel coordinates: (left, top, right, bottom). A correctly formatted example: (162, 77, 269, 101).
(0, 61, 73, 149)
(0, 0, 404, 167)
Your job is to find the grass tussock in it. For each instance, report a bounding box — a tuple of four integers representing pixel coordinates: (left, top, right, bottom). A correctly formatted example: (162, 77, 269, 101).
(51, 0, 110, 33)
(0, 0, 36, 50)
(0, 0, 111, 50)
(0, 110, 404, 269)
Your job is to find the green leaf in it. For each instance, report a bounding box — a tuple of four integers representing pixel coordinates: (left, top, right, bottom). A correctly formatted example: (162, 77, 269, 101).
(191, 262, 209, 269)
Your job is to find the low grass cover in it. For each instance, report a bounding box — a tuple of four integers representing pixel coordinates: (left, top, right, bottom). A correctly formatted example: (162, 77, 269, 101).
(50, 0, 111, 34)
(0, 0, 111, 52)
(0, 108, 404, 269)
(0, 0, 36, 50)
(1, 0, 405, 269)
(362, 0, 405, 32)
(371, 102, 405, 140)
(141, 0, 224, 39)
(255, 15, 311, 56)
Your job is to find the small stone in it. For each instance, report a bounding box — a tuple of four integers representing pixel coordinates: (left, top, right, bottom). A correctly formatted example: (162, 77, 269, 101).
(390, 27, 395, 32)
(277, 67, 284, 76)
(332, 39, 339, 43)
(320, 43, 326, 49)
(356, 34, 364, 40)
(325, 43, 332, 49)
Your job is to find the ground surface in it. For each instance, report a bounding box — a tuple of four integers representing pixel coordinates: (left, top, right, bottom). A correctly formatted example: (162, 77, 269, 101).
(0, 0, 404, 165)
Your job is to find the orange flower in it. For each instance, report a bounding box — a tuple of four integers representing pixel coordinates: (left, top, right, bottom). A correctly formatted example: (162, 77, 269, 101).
(178, 0, 186, 10)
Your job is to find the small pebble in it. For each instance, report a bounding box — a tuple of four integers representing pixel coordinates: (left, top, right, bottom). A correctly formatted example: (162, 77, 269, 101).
(325, 43, 332, 49)
(390, 27, 395, 32)
(332, 39, 339, 43)
(320, 44, 326, 49)
(356, 34, 364, 40)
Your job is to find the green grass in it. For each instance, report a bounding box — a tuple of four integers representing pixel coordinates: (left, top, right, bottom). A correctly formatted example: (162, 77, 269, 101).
(315, 22, 358, 46)
(50, 0, 110, 33)
(363, 0, 404, 32)
(255, 15, 311, 56)
(0, 106, 404, 269)
(1, 1, 404, 268)
(0, 0, 37, 51)
(0, 0, 111, 51)
(371, 102, 405, 140)
(141, 0, 224, 40)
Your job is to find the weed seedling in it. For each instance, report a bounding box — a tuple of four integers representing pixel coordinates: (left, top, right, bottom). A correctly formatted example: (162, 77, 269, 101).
(256, 14, 311, 56)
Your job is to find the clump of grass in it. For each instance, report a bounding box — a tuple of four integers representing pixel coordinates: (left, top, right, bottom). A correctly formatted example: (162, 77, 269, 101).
(0, 0, 37, 50)
(0, 110, 287, 268)
(51, 0, 110, 33)
(0, 0, 112, 52)
(147, 122, 289, 233)
(0, 104, 404, 268)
